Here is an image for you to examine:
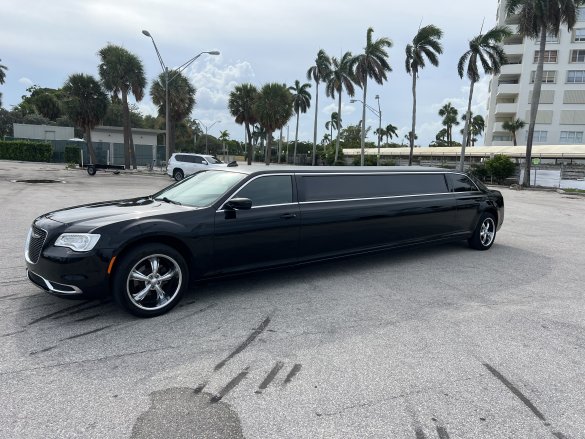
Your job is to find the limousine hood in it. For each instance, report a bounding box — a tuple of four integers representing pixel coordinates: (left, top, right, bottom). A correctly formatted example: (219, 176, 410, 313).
(40, 197, 190, 229)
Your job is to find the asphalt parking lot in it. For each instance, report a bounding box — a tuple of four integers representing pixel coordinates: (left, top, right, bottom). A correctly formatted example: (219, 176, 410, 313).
(1, 160, 584, 439)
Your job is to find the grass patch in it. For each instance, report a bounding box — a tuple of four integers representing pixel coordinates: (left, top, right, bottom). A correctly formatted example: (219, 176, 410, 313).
(562, 188, 585, 194)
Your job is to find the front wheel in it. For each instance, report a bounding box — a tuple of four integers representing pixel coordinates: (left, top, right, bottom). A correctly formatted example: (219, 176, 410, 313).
(173, 169, 184, 181)
(112, 243, 188, 317)
(468, 213, 496, 250)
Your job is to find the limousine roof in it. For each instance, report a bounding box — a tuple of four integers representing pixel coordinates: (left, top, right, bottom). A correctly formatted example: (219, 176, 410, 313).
(222, 165, 457, 176)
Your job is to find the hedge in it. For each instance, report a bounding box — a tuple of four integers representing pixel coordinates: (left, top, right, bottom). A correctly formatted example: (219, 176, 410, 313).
(0, 140, 53, 162)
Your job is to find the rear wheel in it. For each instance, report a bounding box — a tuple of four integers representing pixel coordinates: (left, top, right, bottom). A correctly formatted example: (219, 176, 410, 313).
(173, 169, 184, 181)
(112, 243, 188, 317)
(468, 213, 496, 250)
(87, 165, 96, 176)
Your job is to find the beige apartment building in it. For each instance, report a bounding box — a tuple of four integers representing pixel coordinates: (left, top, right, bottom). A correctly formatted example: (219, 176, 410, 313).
(485, 0, 585, 146)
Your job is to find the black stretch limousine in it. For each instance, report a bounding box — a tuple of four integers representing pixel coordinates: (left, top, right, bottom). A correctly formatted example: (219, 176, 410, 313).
(25, 167, 504, 316)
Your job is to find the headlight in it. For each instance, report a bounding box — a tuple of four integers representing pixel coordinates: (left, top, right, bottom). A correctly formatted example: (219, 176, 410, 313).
(54, 233, 100, 252)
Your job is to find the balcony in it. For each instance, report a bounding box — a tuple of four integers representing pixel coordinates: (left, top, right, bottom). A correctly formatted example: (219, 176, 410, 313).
(503, 42, 524, 56)
(495, 103, 518, 114)
(494, 122, 515, 132)
(500, 63, 523, 75)
(497, 83, 520, 95)
(505, 13, 520, 25)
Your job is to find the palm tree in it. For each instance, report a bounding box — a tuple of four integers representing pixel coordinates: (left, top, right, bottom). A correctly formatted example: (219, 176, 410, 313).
(385, 123, 398, 145)
(228, 83, 258, 165)
(307, 50, 332, 165)
(253, 83, 293, 165)
(502, 118, 526, 146)
(150, 71, 196, 156)
(288, 80, 311, 165)
(219, 129, 230, 160)
(406, 24, 443, 166)
(325, 51, 355, 163)
(439, 103, 459, 146)
(374, 127, 386, 145)
(325, 112, 342, 145)
(352, 28, 393, 166)
(458, 25, 510, 171)
(0, 59, 6, 106)
(62, 74, 108, 164)
(98, 44, 146, 169)
(507, 0, 581, 186)
(461, 113, 486, 146)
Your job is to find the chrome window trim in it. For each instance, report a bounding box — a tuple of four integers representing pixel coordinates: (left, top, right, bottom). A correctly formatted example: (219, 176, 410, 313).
(218, 173, 295, 212)
(299, 191, 454, 205)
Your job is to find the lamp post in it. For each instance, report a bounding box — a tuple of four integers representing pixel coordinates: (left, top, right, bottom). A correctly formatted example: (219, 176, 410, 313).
(197, 120, 219, 155)
(351, 96, 382, 166)
(142, 30, 219, 163)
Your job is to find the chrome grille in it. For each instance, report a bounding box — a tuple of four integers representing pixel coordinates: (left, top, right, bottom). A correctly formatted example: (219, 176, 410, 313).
(27, 226, 47, 264)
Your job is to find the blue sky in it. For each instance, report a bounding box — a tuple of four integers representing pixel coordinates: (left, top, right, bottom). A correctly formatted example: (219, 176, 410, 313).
(0, 0, 499, 146)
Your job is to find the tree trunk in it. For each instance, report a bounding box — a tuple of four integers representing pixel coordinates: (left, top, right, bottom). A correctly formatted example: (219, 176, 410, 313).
(130, 131, 136, 169)
(294, 112, 300, 165)
(459, 80, 475, 172)
(245, 122, 253, 165)
(121, 91, 131, 169)
(409, 71, 417, 166)
(277, 127, 282, 164)
(335, 93, 342, 164)
(312, 80, 319, 166)
(265, 131, 272, 165)
(513, 131, 517, 146)
(360, 78, 368, 166)
(85, 126, 97, 164)
(524, 26, 547, 187)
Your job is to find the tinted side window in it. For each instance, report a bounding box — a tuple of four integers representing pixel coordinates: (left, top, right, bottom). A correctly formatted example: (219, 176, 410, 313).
(193, 156, 205, 164)
(300, 174, 449, 202)
(450, 174, 479, 192)
(236, 175, 293, 206)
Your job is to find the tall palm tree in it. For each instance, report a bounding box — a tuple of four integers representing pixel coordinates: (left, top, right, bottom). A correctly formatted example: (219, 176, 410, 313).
(62, 74, 108, 164)
(288, 80, 311, 165)
(98, 44, 146, 169)
(325, 111, 342, 145)
(502, 118, 526, 146)
(219, 129, 230, 160)
(0, 59, 6, 105)
(458, 25, 510, 171)
(374, 127, 386, 145)
(507, 0, 581, 186)
(385, 123, 398, 145)
(325, 51, 356, 163)
(406, 24, 443, 166)
(253, 83, 293, 165)
(351, 27, 393, 166)
(307, 50, 332, 165)
(438, 103, 459, 146)
(150, 71, 196, 156)
(228, 83, 258, 165)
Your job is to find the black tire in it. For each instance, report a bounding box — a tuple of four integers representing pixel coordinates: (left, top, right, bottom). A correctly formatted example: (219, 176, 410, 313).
(173, 169, 184, 182)
(112, 243, 188, 317)
(468, 213, 497, 250)
(87, 165, 96, 176)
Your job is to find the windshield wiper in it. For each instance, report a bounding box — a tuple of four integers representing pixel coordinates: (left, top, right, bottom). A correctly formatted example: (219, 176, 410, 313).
(155, 197, 182, 205)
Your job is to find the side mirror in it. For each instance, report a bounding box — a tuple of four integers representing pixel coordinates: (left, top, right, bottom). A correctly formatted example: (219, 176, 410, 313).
(225, 198, 252, 210)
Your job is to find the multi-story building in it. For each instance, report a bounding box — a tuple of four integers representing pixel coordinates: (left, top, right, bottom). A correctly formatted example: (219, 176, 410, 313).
(485, 0, 585, 146)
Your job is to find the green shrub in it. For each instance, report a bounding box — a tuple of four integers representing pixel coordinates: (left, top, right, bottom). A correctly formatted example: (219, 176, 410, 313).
(0, 140, 53, 162)
(64, 146, 82, 164)
(484, 154, 516, 184)
(352, 155, 378, 166)
(469, 163, 489, 181)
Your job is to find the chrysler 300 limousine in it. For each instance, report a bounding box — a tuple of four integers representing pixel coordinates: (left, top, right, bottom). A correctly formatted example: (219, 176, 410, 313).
(25, 166, 504, 317)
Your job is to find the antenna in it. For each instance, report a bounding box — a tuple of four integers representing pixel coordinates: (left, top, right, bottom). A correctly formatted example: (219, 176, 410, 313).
(480, 17, 485, 35)
(418, 17, 424, 31)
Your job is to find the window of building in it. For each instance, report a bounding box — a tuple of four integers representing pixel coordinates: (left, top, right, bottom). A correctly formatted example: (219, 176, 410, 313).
(492, 135, 513, 142)
(530, 70, 556, 83)
(527, 130, 548, 143)
(571, 50, 585, 63)
(574, 29, 585, 42)
(567, 70, 585, 83)
(559, 131, 584, 144)
(545, 33, 560, 43)
(534, 50, 558, 63)
(578, 7, 585, 21)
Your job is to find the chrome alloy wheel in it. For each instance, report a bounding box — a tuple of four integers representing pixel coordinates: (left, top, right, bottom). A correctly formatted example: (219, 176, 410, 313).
(126, 254, 182, 311)
(479, 217, 495, 247)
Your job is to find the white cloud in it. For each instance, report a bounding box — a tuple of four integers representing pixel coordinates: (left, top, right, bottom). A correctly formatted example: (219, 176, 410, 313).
(18, 77, 33, 87)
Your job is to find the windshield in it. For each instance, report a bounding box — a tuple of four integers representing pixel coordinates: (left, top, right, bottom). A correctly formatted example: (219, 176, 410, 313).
(153, 170, 246, 207)
(207, 156, 223, 164)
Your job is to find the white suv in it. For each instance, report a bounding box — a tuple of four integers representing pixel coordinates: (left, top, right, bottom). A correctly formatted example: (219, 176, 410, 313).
(166, 153, 235, 181)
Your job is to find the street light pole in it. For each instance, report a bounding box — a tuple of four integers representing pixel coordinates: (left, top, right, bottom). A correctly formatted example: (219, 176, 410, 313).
(142, 30, 219, 163)
(197, 120, 219, 155)
(350, 98, 382, 166)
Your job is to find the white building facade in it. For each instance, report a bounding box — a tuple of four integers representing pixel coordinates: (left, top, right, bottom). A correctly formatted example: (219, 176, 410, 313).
(485, 0, 585, 146)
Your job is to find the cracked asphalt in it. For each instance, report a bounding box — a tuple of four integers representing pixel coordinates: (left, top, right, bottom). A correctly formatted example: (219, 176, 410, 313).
(1, 160, 584, 439)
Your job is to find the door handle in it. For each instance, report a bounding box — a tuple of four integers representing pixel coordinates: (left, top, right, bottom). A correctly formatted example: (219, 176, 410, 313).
(280, 213, 297, 219)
